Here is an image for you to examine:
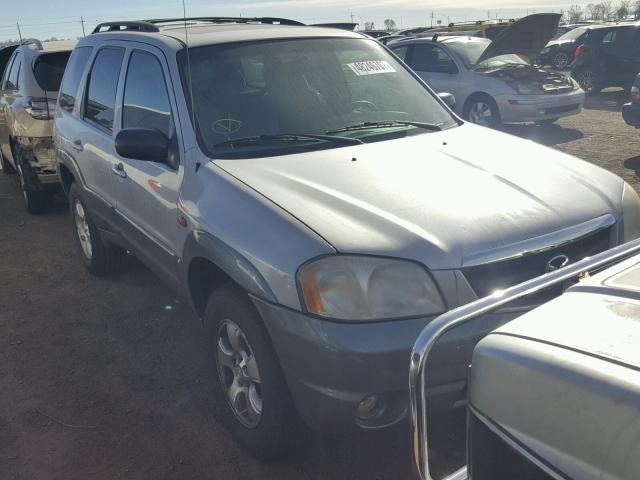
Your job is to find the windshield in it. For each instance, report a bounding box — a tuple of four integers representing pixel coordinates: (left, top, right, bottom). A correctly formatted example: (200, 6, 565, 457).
(558, 26, 588, 41)
(178, 38, 457, 158)
(444, 38, 491, 67)
(445, 38, 529, 70)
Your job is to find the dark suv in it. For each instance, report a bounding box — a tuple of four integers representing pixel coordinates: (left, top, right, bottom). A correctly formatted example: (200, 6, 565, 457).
(571, 23, 640, 93)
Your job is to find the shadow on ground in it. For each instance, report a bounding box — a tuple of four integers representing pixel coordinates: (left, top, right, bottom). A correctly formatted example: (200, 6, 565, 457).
(502, 123, 584, 146)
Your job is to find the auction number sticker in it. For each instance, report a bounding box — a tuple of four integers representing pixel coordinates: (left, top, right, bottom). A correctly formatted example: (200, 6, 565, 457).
(347, 60, 396, 76)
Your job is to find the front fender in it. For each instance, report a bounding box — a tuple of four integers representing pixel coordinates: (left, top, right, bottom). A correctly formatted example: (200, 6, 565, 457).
(181, 229, 278, 304)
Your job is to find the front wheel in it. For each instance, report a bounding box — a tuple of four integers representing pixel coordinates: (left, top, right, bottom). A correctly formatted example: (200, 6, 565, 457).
(204, 285, 304, 460)
(464, 95, 501, 128)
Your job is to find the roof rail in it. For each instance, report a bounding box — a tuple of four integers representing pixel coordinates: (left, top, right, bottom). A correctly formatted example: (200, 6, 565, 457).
(20, 38, 43, 50)
(92, 21, 160, 34)
(145, 17, 305, 27)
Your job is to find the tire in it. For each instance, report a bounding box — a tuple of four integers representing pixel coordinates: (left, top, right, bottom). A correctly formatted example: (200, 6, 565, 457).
(574, 68, 602, 94)
(0, 149, 16, 174)
(68, 182, 128, 276)
(463, 94, 501, 128)
(16, 162, 48, 214)
(203, 285, 304, 460)
(551, 52, 570, 70)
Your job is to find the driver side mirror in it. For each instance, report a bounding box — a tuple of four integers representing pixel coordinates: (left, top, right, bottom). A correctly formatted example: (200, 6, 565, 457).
(437, 92, 456, 110)
(115, 128, 169, 164)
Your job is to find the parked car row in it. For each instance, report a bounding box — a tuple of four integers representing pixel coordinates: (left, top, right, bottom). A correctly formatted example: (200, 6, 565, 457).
(1, 15, 640, 473)
(388, 14, 585, 127)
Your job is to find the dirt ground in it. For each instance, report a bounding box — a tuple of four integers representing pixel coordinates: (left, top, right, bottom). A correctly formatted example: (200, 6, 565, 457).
(1, 90, 639, 480)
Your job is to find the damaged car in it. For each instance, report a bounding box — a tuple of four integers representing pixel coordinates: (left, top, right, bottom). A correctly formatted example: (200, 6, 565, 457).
(390, 14, 584, 127)
(0, 38, 74, 213)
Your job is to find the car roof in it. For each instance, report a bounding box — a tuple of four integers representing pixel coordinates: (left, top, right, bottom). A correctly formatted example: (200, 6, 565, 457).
(86, 22, 363, 49)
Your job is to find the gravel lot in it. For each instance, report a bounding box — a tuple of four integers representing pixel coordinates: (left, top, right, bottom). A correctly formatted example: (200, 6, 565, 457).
(1, 91, 639, 480)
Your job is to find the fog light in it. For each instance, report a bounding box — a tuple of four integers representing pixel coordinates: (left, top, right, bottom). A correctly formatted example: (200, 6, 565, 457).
(356, 394, 385, 420)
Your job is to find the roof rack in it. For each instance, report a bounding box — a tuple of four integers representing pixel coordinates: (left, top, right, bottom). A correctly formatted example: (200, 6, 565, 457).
(145, 17, 305, 27)
(20, 38, 43, 50)
(92, 21, 159, 34)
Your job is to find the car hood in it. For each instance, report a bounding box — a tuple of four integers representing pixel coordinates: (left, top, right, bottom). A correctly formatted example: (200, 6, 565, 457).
(213, 124, 623, 270)
(478, 13, 562, 64)
(481, 64, 576, 93)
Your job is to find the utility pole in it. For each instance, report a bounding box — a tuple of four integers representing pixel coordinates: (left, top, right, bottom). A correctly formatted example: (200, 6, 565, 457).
(350, 12, 355, 24)
(430, 11, 435, 27)
(16, 22, 22, 42)
(80, 16, 86, 37)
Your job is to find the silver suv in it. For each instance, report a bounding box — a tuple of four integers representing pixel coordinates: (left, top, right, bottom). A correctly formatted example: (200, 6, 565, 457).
(53, 17, 640, 459)
(0, 39, 74, 213)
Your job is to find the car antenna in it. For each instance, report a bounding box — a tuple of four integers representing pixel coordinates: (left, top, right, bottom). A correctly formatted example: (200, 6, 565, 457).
(181, 0, 200, 172)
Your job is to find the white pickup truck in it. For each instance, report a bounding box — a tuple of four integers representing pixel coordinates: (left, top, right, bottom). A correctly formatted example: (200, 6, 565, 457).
(411, 238, 640, 480)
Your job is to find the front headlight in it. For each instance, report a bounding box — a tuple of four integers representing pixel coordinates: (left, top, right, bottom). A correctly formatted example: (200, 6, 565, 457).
(621, 182, 640, 242)
(298, 255, 445, 321)
(541, 47, 551, 54)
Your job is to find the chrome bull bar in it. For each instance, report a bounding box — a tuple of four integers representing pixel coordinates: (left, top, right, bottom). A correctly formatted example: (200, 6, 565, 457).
(409, 237, 640, 480)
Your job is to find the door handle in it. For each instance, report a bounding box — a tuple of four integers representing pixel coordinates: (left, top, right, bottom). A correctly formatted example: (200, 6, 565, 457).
(72, 140, 83, 152)
(112, 162, 127, 179)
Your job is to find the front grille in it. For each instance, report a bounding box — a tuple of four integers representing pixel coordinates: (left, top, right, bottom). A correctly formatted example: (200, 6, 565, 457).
(544, 104, 579, 115)
(463, 227, 612, 300)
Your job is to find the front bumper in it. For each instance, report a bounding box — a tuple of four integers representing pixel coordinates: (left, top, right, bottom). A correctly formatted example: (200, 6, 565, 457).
(252, 295, 526, 433)
(494, 89, 585, 123)
(623, 102, 640, 128)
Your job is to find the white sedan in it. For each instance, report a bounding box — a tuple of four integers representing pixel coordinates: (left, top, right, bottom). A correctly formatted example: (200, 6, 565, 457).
(389, 17, 584, 127)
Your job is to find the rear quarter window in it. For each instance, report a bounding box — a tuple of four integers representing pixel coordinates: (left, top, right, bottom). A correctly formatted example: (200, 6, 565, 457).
(34, 51, 71, 92)
(59, 46, 93, 113)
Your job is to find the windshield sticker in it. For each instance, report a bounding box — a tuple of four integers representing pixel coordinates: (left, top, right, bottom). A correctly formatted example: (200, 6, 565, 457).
(347, 60, 396, 76)
(212, 115, 243, 135)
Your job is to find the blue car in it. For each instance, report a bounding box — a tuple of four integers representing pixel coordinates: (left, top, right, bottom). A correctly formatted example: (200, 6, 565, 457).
(623, 73, 640, 127)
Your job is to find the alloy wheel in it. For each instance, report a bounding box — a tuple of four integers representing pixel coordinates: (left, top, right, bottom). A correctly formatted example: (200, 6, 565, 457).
(577, 70, 595, 92)
(468, 101, 493, 127)
(216, 319, 263, 428)
(553, 52, 569, 69)
(74, 200, 92, 259)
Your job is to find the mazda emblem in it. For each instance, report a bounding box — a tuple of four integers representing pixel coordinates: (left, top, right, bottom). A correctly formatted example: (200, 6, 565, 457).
(545, 254, 570, 273)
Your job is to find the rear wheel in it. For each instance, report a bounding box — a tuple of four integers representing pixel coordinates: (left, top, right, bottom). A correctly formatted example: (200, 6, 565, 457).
(464, 94, 501, 128)
(0, 150, 16, 174)
(551, 52, 570, 70)
(69, 183, 128, 276)
(204, 285, 304, 460)
(16, 162, 48, 214)
(574, 68, 601, 94)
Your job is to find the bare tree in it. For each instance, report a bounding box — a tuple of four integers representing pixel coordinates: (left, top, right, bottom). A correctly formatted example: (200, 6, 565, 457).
(616, 0, 631, 19)
(383, 19, 397, 31)
(567, 4, 584, 22)
(587, 1, 613, 19)
(633, 0, 640, 18)
(364, 21, 375, 30)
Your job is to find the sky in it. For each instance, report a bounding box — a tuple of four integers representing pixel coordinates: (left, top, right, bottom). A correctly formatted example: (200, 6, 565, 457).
(0, 0, 584, 42)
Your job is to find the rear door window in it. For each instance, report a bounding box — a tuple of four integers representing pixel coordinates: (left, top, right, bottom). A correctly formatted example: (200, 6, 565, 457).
(5, 52, 21, 90)
(410, 44, 458, 74)
(59, 46, 93, 113)
(122, 50, 172, 138)
(84, 47, 125, 131)
(34, 51, 72, 92)
(1, 53, 16, 90)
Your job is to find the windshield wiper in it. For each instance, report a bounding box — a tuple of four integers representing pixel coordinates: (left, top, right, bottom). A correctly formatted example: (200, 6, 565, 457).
(213, 133, 363, 149)
(326, 120, 442, 134)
